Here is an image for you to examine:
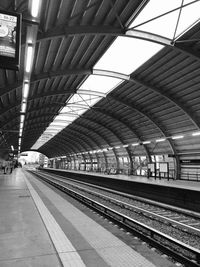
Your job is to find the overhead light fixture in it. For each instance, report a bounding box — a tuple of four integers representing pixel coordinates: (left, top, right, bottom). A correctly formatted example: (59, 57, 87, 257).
(31, 0, 40, 18)
(23, 82, 29, 99)
(11, 145, 14, 151)
(20, 122, 23, 129)
(192, 131, 200, 136)
(26, 45, 33, 72)
(172, 135, 184, 140)
(115, 146, 121, 149)
(132, 143, 139, 146)
(156, 138, 166, 142)
(21, 102, 27, 113)
(123, 144, 129, 148)
(20, 114, 25, 124)
(142, 141, 151, 144)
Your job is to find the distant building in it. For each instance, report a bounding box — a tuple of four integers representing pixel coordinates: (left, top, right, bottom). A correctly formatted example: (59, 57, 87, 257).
(39, 154, 48, 167)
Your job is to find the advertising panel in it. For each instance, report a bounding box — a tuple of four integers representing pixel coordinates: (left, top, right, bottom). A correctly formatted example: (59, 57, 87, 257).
(0, 10, 21, 70)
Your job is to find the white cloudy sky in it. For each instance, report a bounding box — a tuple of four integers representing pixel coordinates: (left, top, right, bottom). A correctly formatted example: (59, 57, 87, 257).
(19, 151, 40, 163)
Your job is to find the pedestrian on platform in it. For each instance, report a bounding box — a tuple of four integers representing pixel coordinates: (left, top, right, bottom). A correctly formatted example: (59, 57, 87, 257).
(9, 160, 14, 173)
(2, 160, 7, 174)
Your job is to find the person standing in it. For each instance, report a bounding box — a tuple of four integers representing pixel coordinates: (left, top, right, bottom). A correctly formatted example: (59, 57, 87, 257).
(9, 160, 14, 173)
(2, 160, 7, 174)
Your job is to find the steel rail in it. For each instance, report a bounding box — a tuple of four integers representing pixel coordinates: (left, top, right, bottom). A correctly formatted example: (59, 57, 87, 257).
(33, 169, 200, 233)
(37, 170, 200, 221)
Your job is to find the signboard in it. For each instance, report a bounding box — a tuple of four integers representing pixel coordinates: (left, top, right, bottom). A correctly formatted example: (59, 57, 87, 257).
(159, 163, 169, 173)
(180, 159, 200, 165)
(0, 10, 21, 70)
(20, 153, 28, 156)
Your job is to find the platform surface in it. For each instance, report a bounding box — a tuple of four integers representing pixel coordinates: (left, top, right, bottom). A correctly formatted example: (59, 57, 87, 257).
(0, 168, 178, 267)
(0, 169, 61, 267)
(50, 168, 200, 192)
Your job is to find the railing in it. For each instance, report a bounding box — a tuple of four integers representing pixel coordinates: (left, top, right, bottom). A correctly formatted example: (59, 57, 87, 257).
(47, 166, 177, 180)
(180, 165, 200, 181)
(180, 172, 200, 181)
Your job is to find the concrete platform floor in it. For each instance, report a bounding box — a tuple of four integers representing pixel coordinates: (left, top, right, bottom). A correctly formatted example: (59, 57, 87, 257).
(54, 168, 200, 191)
(0, 170, 61, 267)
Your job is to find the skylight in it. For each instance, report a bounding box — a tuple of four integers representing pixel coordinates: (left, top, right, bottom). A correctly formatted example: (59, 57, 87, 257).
(32, 1, 199, 151)
(175, 0, 200, 39)
(94, 37, 163, 75)
(50, 122, 69, 127)
(129, 0, 200, 40)
(31, 90, 106, 149)
(79, 75, 122, 93)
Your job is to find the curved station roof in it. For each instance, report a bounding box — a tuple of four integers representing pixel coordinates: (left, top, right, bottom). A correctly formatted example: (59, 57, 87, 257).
(0, 0, 200, 166)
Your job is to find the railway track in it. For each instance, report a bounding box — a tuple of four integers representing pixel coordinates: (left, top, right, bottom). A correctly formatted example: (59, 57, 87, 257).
(28, 170, 200, 267)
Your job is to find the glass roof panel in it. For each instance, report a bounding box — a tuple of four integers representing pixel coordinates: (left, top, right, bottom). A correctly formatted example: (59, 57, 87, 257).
(72, 107, 87, 116)
(45, 128, 61, 131)
(59, 106, 75, 114)
(68, 94, 84, 104)
(130, 0, 181, 39)
(38, 137, 52, 141)
(69, 94, 102, 107)
(53, 119, 75, 124)
(54, 113, 77, 121)
(32, 144, 44, 150)
(79, 75, 122, 94)
(60, 105, 87, 116)
(129, 0, 200, 40)
(175, 0, 200, 38)
(50, 122, 68, 127)
(47, 125, 64, 129)
(94, 37, 163, 75)
(79, 89, 106, 97)
(77, 93, 101, 101)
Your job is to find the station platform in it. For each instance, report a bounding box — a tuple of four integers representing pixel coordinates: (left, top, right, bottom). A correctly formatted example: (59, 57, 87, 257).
(50, 168, 200, 192)
(41, 168, 200, 213)
(0, 168, 176, 267)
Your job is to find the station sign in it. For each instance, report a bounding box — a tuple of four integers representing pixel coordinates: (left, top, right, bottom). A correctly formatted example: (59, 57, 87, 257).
(0, 9, 21, 70)
(180, 159, 200, 165)
(20, 153, 28, 156)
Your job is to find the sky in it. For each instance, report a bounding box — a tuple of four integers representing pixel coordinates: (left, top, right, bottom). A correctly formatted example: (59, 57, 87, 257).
(19, 151, 40, 163)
